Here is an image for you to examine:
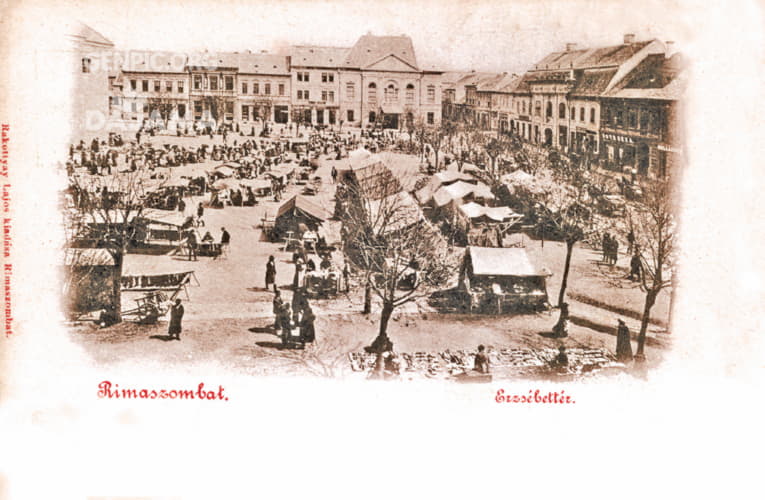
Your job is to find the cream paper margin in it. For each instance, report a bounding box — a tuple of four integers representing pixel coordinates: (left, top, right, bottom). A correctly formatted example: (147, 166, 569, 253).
(0, 0, 763, 498)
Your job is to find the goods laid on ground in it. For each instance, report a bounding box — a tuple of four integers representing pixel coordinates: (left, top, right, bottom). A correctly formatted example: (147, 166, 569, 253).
(349, 348, 623, 379)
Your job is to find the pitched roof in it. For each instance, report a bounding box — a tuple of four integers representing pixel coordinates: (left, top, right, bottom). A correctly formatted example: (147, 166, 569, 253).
(533, 40, 653, 71)
(569, 68, 619, 97)
(288, 46, 350, 68)
(236, 52, 290, 75)
(63, 248, 115, 267)
(276, 195, 330, 221)
(604, 52, 687, 101)
(67, 21, 114, 47)
(343, 35, 418, 69)
(122, 51, 188, 73)
(467, 247, 545, 277)
(187, 52, 240, 69)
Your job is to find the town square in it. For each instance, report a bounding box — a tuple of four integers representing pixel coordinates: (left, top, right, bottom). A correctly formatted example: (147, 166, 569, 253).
(62, 22, 682, 381)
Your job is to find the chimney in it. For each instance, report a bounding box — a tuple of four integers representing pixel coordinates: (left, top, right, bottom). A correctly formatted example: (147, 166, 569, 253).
(623, 33, 636, 44)
(665, 41, 676, 58)
(565, 42, 578, 51)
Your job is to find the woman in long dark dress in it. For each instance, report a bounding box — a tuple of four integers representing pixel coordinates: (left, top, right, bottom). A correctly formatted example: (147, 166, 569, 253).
(299, 306, 316, 344)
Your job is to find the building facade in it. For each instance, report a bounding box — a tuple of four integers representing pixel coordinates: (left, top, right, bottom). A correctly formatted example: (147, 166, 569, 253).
(448, 34, 684, 177)
(105, 32, 443, 132)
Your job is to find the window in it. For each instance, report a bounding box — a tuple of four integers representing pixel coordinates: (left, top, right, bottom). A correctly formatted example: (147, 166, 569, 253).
(242, 82, 248, 94)
(210, 77, 218, 91)
(142, 80, 149, 92)
(406, 84, 415, 104)
(369, 111, 376, 123)
(559, 103, 566, 119)
(534, 100, 541, 117)
(590, 107, 596, 124)
(81, 58, 91, 73)
(143, 104, 149, 115)
(615, 110, 624, 127)
(571, 106, 576, 119)
(304, 90, 309, 101)
(253, 82, 259, 94)
(278, 83, 285, 96)
(522, 101, 526, 114)
(321, 91, 327, 102)
(264, 83, 271, 95)
(347, 110, 354, 122)
(177, 81, 184, 93)
(427, 112, 435, 125)
(628, 109, 637, 129)
(297, 71, 310, 82)
(178, 104, 185, 119)
(346, 82, 355, 100)
(321, 72, 334, 83)
(546, 102, 553, 119)
(580, 107, 585, 122)
(194, 102, 202, 119)
(194, 76, 202, 90)
(385, 84, 398, 103)
(241, 105, 249, 120)
(368, 82, 377, 102)
(297, 90, 303, 100)
(427, 85, 436, 103)
(225, 76, 234, 91)
(154, 80, 160, 92)
(165, 81, 172, 92)
(130, 79, 137, 91)
(559, 125, 568, 147)
(328, 91, 334, 102)
(131, 102, 137, 113)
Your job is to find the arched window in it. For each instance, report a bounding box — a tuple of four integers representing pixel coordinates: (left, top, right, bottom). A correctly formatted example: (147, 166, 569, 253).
(368, 82, 377, 102)
(571, 106, 575, 120)
(580, 107, 585, 122)
(590, 107, 596, 124)
(546, 101, 553, 119)
(406, 83, 415, 104)
(385, 83, 398, 103)
(559, 103, 566, 119)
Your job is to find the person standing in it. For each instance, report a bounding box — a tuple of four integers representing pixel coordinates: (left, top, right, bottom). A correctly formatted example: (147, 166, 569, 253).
(616, 319, 633, 361)
(197, 202, 204, 219)
(331, 165, 337, 184)
(602, 233, 610, 262)
(627, 229, 635, 255)
(220, 227, 231, 251)
(342, 261, 350, 293)
(299, 305, 316, 344)
(272, 290, 284, 334)
(168, 299, 184, 340)
(186, 229, 198, 261)
(610, 237, 619, 266)
(629, 249, 642, 281)
(265, 255, 277, 292)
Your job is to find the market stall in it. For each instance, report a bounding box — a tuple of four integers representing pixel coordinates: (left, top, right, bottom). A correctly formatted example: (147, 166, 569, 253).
(459, 246, 550, 313)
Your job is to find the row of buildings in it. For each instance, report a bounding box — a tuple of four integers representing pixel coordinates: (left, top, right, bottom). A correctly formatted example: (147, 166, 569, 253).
(443, 34, 686, 178)
(69, 24, 443, 136)
(69, 24, 685, 178)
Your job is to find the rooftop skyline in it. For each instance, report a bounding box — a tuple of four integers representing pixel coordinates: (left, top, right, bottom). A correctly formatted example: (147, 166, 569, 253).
(18, 0, 693, 75)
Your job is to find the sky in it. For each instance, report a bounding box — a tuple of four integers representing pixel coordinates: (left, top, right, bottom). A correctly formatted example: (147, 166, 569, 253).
(19, 0, 695, 74)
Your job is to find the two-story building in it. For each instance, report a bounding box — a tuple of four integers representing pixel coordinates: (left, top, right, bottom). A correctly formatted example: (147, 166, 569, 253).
(287, 46, 346, 126)
(234, 52, 291, 125)
(119, 51, 189, 129)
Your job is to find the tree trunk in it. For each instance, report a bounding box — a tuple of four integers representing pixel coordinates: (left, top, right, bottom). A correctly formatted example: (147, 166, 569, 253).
(363, 283, 372, 314)
(377, 301, 393, 339)
(635, 290, 657, 360)
(111, 250, 124, 324)
(557, 240, 575, 307)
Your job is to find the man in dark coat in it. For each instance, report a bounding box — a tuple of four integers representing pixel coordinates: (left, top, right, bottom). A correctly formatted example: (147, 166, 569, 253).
(168, 299, 184, 340)
(265, 255, 277, 292)
(616, 319, 633, 361)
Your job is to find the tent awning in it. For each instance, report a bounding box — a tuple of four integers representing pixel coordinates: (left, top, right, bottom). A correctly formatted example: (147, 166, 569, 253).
(467, 246, 549, 277)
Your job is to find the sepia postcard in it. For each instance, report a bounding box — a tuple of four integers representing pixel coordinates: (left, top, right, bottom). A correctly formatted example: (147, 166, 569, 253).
(0, 0, 762, 498)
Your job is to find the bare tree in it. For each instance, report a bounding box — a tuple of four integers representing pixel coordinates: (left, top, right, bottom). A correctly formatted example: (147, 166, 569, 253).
(341, 171, 456, 353)
(625, 179, 676, 360)
(147, 92, 176, 129)
(65, 169, 152, 323)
